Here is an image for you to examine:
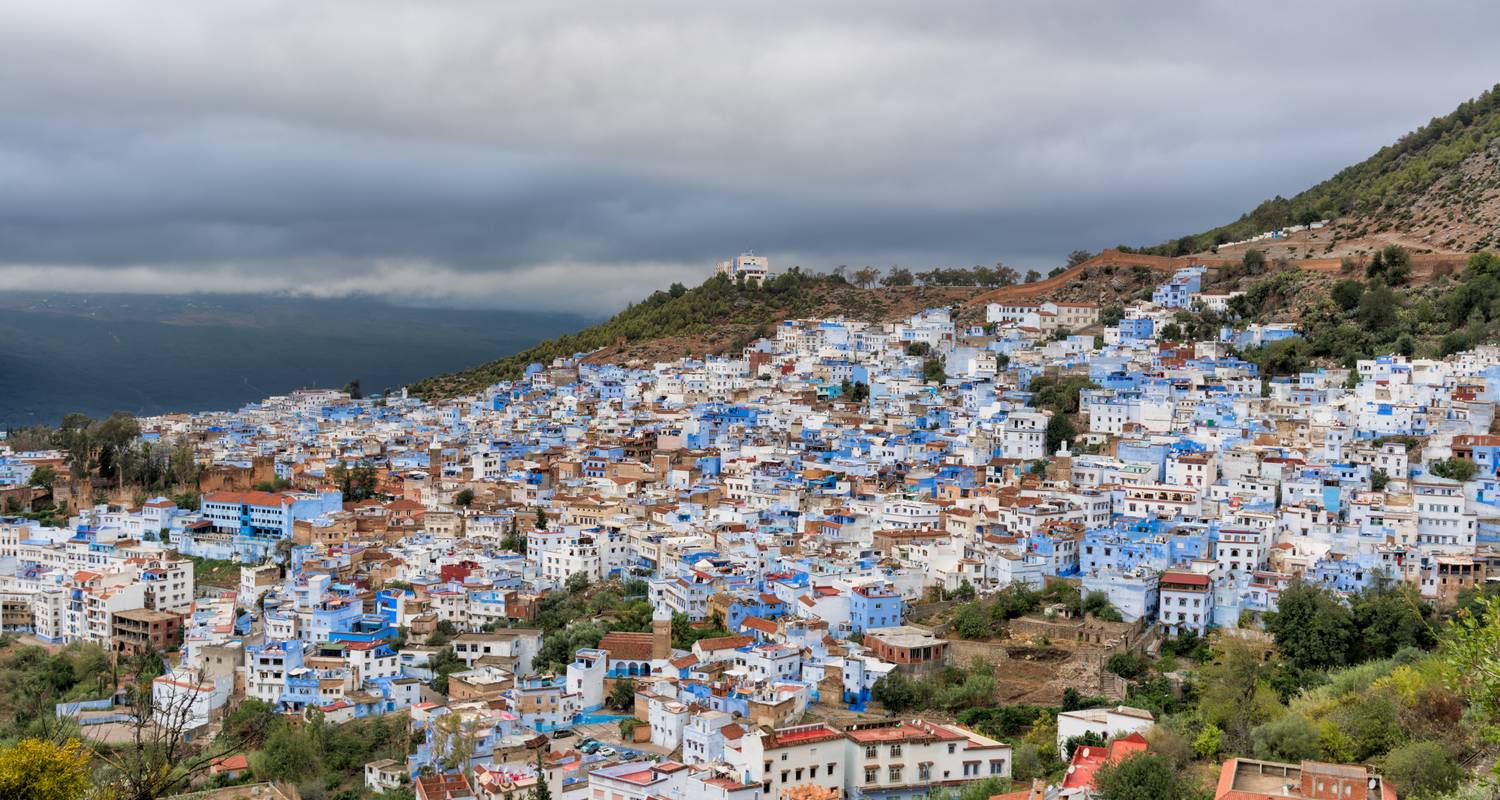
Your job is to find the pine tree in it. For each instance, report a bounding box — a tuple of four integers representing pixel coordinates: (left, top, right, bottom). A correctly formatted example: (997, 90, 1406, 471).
(531, 751, 552, 800)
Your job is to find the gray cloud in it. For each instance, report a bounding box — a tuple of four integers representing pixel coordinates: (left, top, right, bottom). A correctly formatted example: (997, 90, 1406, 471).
(1, 1, 1498, 312)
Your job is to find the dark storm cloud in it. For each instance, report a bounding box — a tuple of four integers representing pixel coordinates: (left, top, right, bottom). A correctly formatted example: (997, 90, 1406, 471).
(1, 1, 1498, 311)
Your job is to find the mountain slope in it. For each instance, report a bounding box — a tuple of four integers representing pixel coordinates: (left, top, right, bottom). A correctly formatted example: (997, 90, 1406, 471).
(1147, 83, 1500, 257)
(407, 272, 979, 398)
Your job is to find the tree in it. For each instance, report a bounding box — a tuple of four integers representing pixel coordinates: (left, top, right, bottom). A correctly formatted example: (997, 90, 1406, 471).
(872, 672, 919, 713)
(1382, 740, 1464, 799)
(1367, 245, 1412, 285)
(1251, 714, 1319, 762)
(1067, 250, 1094, 268)
(454, 488, 476, 508)
(852, 267, 880, 288)
(1330, 279, 1364, 311)
(1265, 580, 1354, 672)
(343, 379, 364, 399)
(881, 267, 914, 287)
(255, 721, 319, 782)
(952, 602, 991, 640)
(609, 679, 636, 711)
(531, 751, 553, 800)
(534, 506, 548, 529)
(1442, 595, 1500, 745)
(1024, 269, 1041, 283)
(1348, 582, 1435, 661)
(501, 516, 527, 552)
(922, 357, 946, 385)
(169, 437, 200, 487)
(1357, 281, 1399, 330)
(1064, 730, 1106, 759)
(1106, 652, 1150, 680)
(1430, 458, 1479, 482)
(26, 466, 57, 491)
(1044, 412, 1076, 455)
(1093, 753, 1198, 800)
(0, 738, 93, 800)
(1196, 639, 1284, 753)
(565, 571, 591, 594)
(93, 657, 272, 800)
(1242, 249, 1266, 271)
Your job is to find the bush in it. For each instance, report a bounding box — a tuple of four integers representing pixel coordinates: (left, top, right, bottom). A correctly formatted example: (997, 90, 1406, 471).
(1382, 740, 1464, 799)
(1252, 714, 1320, 762)
(1106, 652, 1151, 680)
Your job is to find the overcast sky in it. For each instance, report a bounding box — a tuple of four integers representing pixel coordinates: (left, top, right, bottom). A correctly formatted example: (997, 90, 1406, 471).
(1, 1, 1498, 314)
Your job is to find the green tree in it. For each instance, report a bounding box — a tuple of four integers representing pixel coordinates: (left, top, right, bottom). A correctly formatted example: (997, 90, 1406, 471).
(1349, 583, 1435, 661)
(1093, 753, 1200, 800)
(1441, 596, 1500, 753)
(26, 466, 57, 490)
(1197, 639, 1284, 753)
(872, 672, 919, 713)
(922, 357, 946, 385)
(881, 267, 914, 287)
(255, 722, 320, 782)
(1251, 714, 1319, 762)
(454, 488, 476, 508)
(1044, 412, 1076, 456)
(534, 506, 548, 529)
(1430, 458, 1479, 482)
(1382, 741, 1464, 799)
(609, 679, 636, 711)
(1330, 279, 1364, 311)
(532, 751, 553, 800)
(565, 571, 591, 594)
(1265, 580, 1354, 672)
(1357, 281, 1399, 330)
(1243, 249, 1266, 272)
(1067, 250, 1094, 267)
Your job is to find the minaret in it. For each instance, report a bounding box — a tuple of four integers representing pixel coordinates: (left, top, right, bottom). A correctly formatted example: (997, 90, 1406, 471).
(652, 602, 673, 660)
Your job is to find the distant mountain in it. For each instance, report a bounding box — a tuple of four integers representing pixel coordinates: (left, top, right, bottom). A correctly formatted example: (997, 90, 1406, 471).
(1146, 83, 1500, 258)
(0, 293, 588, 427)
(408, 272, 986, 398)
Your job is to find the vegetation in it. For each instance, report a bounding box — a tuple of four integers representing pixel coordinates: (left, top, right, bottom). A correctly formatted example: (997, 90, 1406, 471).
(0, 738, 93, 800)
(1212, 251, 1500, 375)
(184, 554, 243, 588)
(1141, 83, 1500, 254)
(1093, 753, 1201, 800)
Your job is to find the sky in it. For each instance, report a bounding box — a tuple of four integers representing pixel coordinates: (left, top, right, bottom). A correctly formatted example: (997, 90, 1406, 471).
(2, 2, 1499, 314)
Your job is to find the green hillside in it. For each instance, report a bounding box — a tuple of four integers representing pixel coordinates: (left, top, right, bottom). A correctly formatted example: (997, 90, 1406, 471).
(1143, 83, 1500, 255)
(408, 270, 961, 398)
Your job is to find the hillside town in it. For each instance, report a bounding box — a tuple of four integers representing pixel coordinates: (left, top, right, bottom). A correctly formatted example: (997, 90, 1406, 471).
(4, 260, 1498, 800)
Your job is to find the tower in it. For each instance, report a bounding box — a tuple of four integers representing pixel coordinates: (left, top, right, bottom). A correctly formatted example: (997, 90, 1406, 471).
(652, 602, 673, 660)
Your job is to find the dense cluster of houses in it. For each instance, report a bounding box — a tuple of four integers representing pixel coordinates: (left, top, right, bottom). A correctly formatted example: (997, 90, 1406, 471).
(0, 263, 1484, 799)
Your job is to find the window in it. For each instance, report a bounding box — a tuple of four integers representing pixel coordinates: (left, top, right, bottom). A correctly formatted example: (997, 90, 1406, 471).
(989, 760, 1005, 775)
(890, 744, 902, 757)
(963, 762, 979, 777)
(865, 768, 878, 784)
(888, 766, 902, 783)
(918, 764, 931, 781)
(866, 746, 878, 760)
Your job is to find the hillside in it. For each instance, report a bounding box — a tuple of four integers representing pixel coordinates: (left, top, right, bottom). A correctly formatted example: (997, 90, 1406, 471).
(408, 272, 979, 398)
(1145, 83, 1500, 258)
